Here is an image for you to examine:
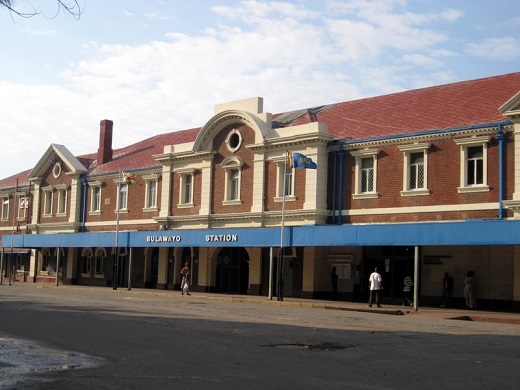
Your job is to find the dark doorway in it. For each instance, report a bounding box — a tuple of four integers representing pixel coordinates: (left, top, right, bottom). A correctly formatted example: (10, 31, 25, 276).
(364, 246, 416, 304)
(215, 247, 249, 294)
(147, 248, 159, 288)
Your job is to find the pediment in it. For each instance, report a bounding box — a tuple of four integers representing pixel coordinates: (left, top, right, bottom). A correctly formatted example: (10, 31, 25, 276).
(500, 91, 520, 119)
(28, 144, 88, 180)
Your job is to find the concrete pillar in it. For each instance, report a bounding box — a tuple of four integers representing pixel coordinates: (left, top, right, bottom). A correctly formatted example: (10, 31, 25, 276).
(157, 247, 168, 288)
(302, 246, 329, 296)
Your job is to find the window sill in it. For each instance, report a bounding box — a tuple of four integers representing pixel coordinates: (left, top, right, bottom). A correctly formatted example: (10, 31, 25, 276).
(89, 211, 102, 216)
(352, 192, 379, 200)
(177, 203, 194, 209)
(400, 189, 430, 197)
(274, 196, 296, 203)
(222, 199, 242, 206)
(457, 185, 490, 194)
(143, 207, 159, 212)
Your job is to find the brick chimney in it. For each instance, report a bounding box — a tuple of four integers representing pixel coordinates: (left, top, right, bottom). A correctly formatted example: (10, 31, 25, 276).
(97, 119, 113, 165)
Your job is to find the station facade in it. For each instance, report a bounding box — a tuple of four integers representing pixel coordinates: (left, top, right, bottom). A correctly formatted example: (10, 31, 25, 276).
(2, 72, 520, 311)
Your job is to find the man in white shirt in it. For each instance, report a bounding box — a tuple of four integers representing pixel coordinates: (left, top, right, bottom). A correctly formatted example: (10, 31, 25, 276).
(368, 267, 383, 308)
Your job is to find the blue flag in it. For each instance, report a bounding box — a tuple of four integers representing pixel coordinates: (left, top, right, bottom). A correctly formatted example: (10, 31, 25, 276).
(289, 152, 317, 169)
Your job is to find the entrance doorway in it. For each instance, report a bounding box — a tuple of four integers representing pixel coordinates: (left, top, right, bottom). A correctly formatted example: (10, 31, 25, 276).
(215, 247, 249, 294)
(364, 246, 416, 304)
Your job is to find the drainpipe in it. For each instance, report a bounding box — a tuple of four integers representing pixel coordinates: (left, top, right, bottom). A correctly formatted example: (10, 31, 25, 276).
(332, 152, 337, 223)
(81, 176, 88, 232)
(338, 151, 345, 225)
(497, 124, 505, 219)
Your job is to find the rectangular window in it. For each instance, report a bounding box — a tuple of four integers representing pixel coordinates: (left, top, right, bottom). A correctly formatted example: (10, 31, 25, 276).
(57, 188, 67, 214)
(455, 136, 489, 193)
(43, 191, 52, 215)
(18, 196, 28, 219)
(183, 174, 192, 204)
(360, 157, 374, 193)
(147, 179, 157, 208)
(92, 186, 101, 212)
(94, 256, 103, 274)
(119, 184, 128, 210)
(229, 169, 240, 200)
(467, 146, 483, 185)
(1, 197, 9, 219)
(409, 152, 424, 189)
(222, 160, 243, 205)
(351, 149, 378, 199)
(283, 163, 293, 197)
(81, 257, 92, 274)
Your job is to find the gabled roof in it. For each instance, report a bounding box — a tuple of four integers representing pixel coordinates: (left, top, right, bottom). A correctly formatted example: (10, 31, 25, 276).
(1, 72, 519, 188)
(315, 72, 520, 140)
(87, 127, 201, 176)
(28, 144, 89, 180)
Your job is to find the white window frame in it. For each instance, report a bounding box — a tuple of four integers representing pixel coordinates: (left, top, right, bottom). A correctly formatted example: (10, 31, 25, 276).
(350, 149, 379, 199)
(454, 136, 490, 193)
(1, 196, 9, 220)
(118, 183, 128, 212)
(15, 194, 27, 219)
(90, 182, 102, 215)
(274, 158, 295, 202)
(42, 188, 53, 216)
(175, 169, 195, 208)
(221, 156, 244, 205)
(398, 143, 430, 196)
(56, 185, 68, 215)
(143, 174, 159, 211)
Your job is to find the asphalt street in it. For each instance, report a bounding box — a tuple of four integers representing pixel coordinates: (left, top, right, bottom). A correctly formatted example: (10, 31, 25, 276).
(1, 283, 519, 389)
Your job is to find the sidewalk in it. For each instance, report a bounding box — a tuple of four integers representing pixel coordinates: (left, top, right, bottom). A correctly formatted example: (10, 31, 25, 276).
(104, 284, 520, 326)
(7, 282, 520, 326)
(186, 292, 520, 325)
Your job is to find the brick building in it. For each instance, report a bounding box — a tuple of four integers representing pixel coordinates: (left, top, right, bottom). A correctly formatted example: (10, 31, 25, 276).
(2, 72, 520, 310)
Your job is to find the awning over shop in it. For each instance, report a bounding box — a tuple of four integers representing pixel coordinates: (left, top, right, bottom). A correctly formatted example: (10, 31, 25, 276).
(4, 219, 520, 249)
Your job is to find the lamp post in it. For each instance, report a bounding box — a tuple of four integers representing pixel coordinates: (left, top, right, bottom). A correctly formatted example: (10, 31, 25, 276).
(113, 178, 121, 290)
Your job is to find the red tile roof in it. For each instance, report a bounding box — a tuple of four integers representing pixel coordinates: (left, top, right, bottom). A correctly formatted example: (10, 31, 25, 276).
(1, 72, 519, 188)
(315, 72, 520, 140)
(87, 127, 201, 175)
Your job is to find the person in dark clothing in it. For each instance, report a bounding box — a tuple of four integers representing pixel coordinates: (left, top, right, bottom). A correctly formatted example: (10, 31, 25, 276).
(440, 272, 454, 308)
(330, 266, 338, 300)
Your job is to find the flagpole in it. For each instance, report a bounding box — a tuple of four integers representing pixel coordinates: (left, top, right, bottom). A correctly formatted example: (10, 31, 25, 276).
(8, 179, 18, 286)
(278, 151, 288, 301)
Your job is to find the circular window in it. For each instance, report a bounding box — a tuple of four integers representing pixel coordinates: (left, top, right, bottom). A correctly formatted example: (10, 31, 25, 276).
(52, 162, 62, 178)
(225, 129, 242, 152)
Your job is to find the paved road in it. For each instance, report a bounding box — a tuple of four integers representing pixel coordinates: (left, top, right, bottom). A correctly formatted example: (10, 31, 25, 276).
(1, 284, 519, 389)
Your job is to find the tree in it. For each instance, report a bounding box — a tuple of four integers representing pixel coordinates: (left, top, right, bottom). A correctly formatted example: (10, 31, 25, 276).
(0, 0, 82, 19)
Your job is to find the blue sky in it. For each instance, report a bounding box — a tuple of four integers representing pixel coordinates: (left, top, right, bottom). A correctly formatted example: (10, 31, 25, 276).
(1, 0, 519, 179)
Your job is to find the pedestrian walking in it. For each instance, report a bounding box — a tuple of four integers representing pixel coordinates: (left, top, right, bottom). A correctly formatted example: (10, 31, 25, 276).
(440, 272, 454, 307)
(464, 270, 477, 309)
(367, 267, 383, 308)
(181, 262, 191, 296)
(402, 275, 413, 306)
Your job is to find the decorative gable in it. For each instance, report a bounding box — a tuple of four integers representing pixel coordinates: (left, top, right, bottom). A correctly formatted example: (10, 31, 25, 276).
(28, 144, 88, 181)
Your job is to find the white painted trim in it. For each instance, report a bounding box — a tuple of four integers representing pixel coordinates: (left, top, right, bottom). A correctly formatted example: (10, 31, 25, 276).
(342, 202, 499, 216)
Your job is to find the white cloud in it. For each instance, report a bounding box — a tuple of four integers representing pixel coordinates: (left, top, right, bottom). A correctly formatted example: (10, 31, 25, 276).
(0, 0, 517, 179)
(466, 37, 520, 60)
(21, 27, 56, 37)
